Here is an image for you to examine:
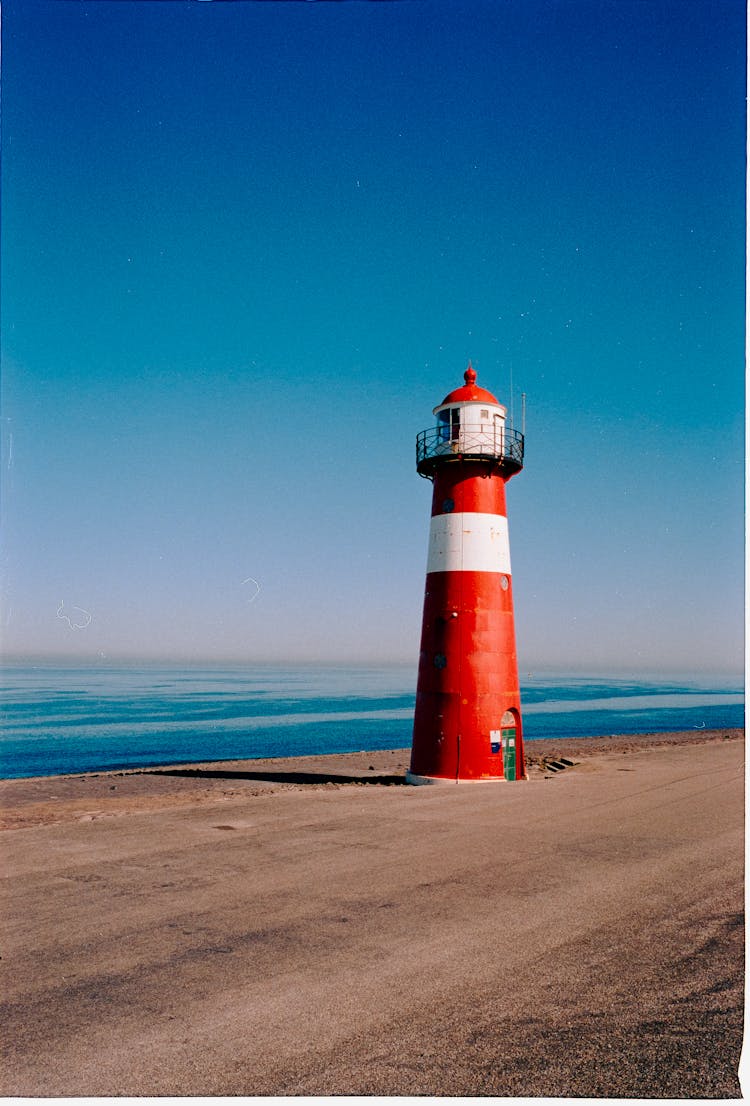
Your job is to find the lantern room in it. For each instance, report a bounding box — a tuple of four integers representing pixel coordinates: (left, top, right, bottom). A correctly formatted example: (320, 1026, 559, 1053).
(416, 365, 524, 479)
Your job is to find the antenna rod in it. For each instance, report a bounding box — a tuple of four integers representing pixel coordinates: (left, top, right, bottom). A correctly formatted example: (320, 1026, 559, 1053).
(509, 362, 514, 427)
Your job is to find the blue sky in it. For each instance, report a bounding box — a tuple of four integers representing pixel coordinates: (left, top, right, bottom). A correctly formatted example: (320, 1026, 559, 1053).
(1, 0, 745, 674)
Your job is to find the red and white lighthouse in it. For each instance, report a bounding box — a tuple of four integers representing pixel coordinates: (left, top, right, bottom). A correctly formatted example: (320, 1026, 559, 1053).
(409, 365, 526, 783)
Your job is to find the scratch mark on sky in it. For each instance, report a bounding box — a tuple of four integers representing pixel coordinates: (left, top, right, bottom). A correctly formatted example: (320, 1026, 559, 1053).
(57, 601, 92, 631)
(241, 577, 261, 605)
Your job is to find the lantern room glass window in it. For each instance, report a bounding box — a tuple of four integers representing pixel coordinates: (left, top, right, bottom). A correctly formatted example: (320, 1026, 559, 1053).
(436, 408, 461, 442)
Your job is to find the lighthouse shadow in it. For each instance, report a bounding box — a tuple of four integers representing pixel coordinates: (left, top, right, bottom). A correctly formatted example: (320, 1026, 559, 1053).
(144, 766, 409, 787)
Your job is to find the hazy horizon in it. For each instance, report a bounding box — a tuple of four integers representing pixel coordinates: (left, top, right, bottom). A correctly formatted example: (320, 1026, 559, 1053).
(1, 652, 743, 683)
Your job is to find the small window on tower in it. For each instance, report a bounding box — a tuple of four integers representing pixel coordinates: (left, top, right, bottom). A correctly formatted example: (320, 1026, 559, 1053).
(437, 409, 450, 442)
(481, 409, 489, 419)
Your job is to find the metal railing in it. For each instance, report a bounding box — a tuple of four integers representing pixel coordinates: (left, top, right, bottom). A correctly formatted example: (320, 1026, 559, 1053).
(416, 425, 524, 478)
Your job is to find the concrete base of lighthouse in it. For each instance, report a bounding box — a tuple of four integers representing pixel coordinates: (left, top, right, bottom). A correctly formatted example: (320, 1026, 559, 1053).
(405, 771, 516, 786)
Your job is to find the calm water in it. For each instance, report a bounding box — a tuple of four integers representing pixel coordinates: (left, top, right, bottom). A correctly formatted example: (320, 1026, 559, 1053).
(0, 663, 744, 779)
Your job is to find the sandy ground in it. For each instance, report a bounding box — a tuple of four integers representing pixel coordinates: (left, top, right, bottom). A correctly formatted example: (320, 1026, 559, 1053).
(0, 728, 744, 1097)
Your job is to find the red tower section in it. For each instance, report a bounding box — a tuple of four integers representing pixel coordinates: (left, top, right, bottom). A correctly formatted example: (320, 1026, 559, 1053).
(409, 366, 526, 783)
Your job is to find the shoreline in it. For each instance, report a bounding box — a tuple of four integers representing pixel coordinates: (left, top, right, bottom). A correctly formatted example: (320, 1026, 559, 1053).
(2, 722, 743, 783)
(0, 727, 743, 831)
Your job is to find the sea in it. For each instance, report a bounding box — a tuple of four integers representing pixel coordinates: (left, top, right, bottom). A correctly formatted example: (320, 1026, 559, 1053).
(0, 663, 744, 780)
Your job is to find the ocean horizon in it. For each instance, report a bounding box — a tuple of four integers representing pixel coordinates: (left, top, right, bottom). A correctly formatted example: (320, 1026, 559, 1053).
(0, 661, 743, 780)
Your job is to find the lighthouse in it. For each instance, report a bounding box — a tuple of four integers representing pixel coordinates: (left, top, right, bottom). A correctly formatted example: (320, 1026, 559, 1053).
(408, 365, 526, 783)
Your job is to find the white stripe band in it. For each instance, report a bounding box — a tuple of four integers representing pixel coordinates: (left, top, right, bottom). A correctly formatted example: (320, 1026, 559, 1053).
(426, 512, 511, 574)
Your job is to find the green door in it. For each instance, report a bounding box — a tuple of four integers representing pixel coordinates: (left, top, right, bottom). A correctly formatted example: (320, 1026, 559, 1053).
(501, 727, 517, 781)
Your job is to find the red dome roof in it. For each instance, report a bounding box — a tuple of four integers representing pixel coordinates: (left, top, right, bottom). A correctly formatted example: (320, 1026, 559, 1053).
(439, 364, 499, 406)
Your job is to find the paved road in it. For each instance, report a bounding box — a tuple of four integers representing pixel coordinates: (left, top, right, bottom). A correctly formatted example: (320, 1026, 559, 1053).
(1, 738, 743, 1097)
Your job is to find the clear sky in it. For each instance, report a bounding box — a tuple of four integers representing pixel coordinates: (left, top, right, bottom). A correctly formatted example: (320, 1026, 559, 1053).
(1, 0, 745, 675)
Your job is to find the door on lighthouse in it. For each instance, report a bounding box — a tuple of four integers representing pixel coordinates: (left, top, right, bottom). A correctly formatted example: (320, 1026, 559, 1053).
(501, 710, 517, 781)
(493, 413, 504, 458)
(451, 407, 460, 447)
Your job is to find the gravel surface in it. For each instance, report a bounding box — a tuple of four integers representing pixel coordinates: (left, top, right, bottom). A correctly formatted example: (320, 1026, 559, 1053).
(0, 730, 744, 1097)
